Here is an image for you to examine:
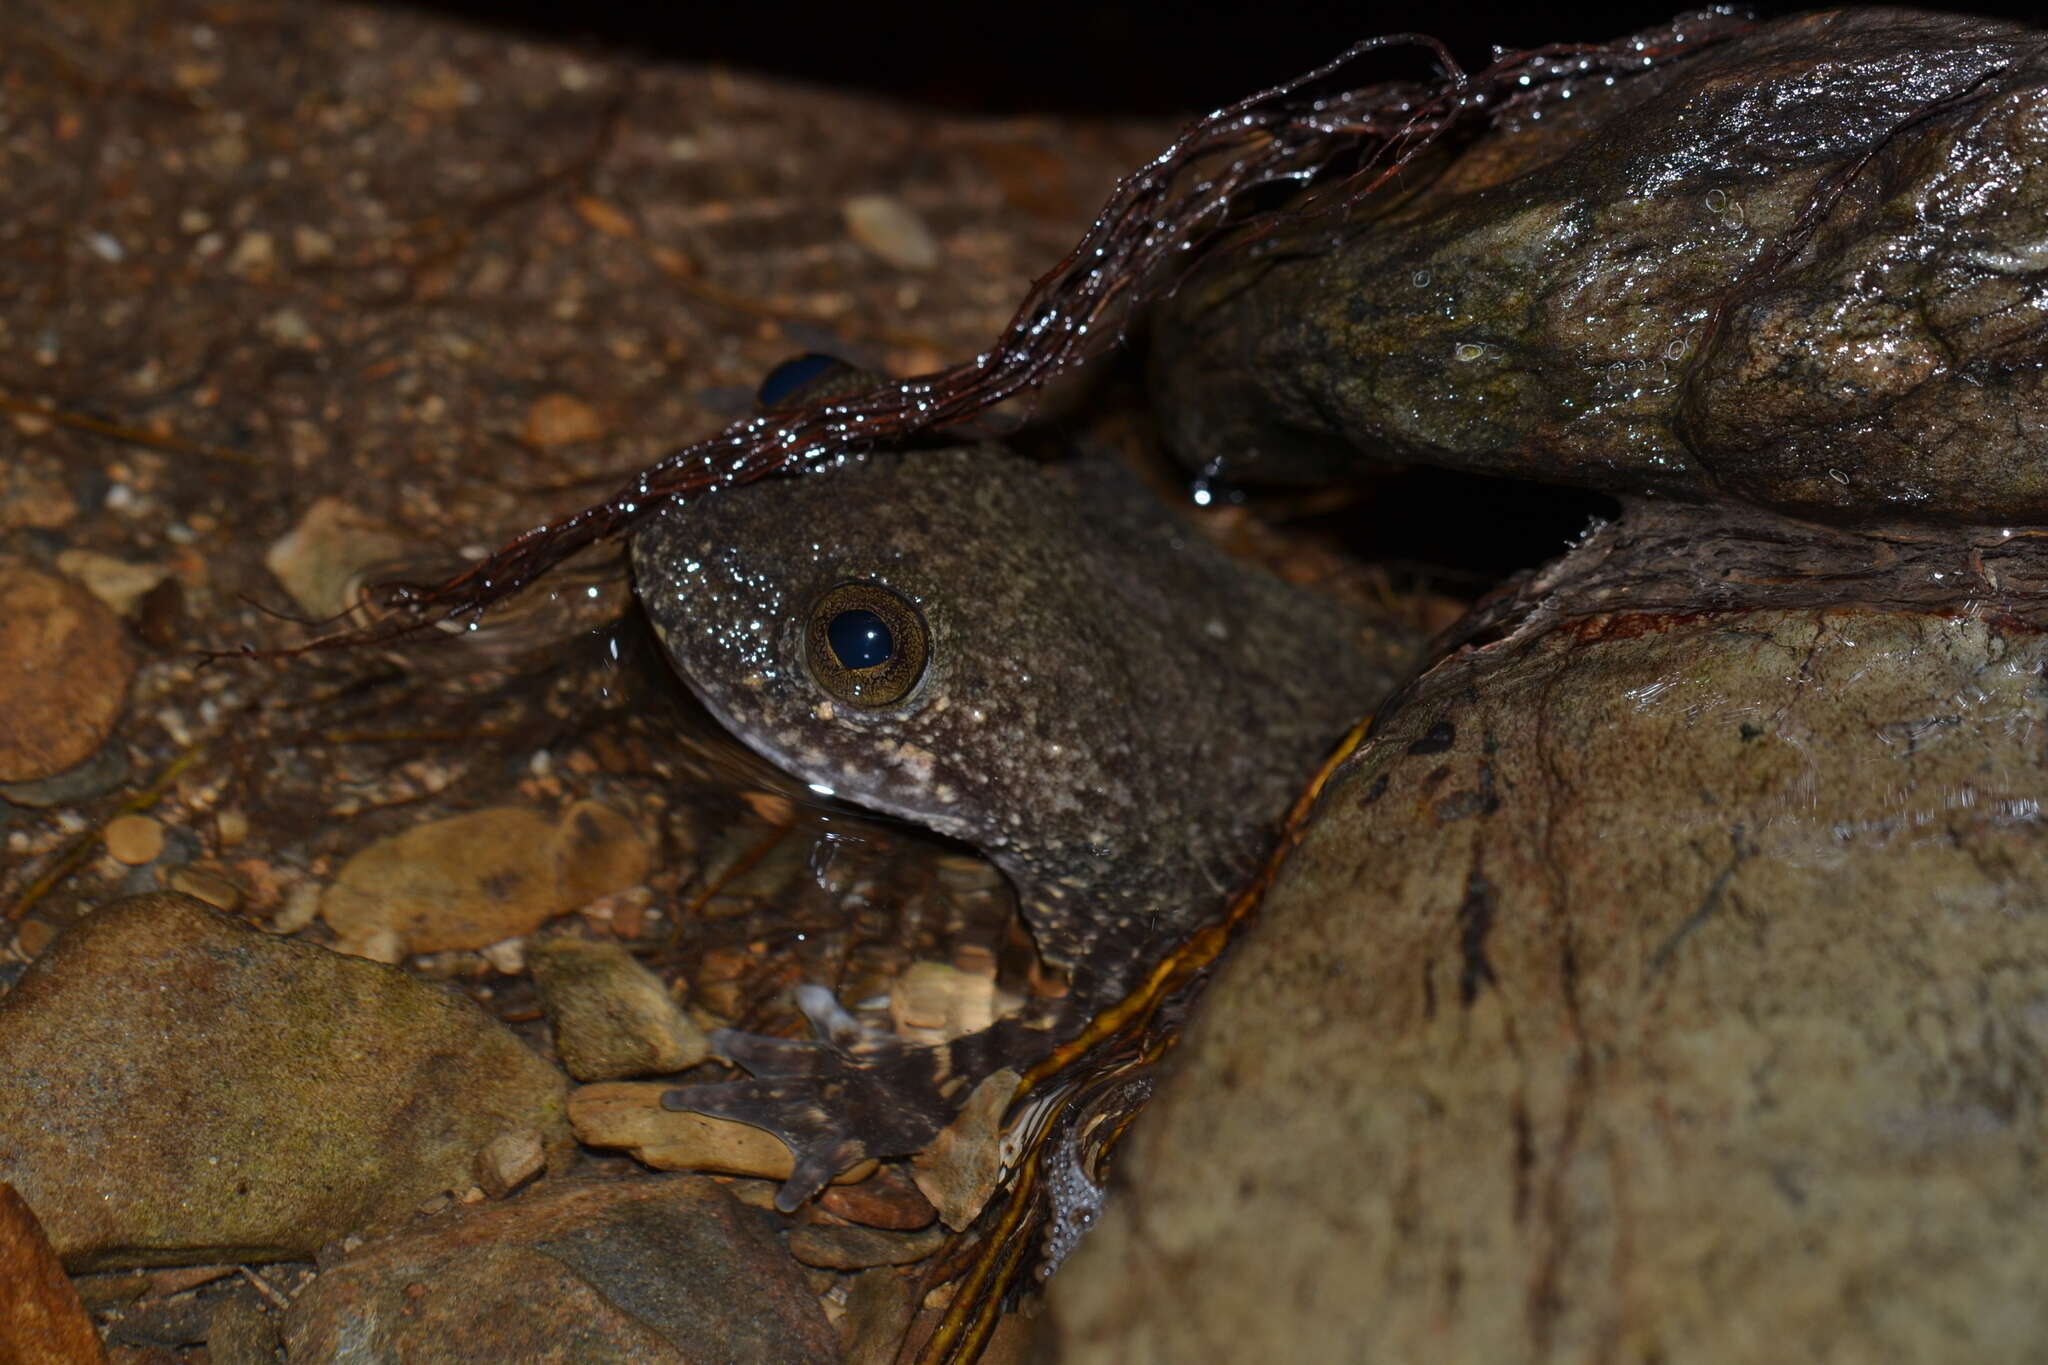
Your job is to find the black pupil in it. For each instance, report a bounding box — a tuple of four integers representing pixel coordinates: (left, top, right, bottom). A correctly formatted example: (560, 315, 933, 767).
(827, 609, 894, 670)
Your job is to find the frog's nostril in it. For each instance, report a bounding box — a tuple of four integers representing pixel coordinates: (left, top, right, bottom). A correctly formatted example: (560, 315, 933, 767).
(828, 609, 895, 670)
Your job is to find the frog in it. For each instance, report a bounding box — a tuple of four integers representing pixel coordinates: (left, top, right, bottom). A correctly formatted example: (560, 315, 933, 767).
(1037, 9, 2048, 1359)
(630, 359, 1412, 1208)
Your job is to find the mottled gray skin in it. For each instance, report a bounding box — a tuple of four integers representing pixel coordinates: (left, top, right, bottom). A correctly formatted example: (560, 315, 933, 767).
(1154, 8, 2048, 525)
(630, 441, 1398, 1202)
(633, 444, 1389, 978)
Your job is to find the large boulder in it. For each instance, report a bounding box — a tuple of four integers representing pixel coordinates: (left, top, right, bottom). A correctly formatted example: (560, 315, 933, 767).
(1050, 513, 2048, 1360)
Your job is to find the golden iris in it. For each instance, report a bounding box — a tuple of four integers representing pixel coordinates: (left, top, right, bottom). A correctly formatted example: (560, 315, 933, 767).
(805, 582, 929, 707)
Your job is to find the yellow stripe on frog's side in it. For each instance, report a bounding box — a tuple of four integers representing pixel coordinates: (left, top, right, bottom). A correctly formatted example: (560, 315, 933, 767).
(916, 712, 1374, 1365)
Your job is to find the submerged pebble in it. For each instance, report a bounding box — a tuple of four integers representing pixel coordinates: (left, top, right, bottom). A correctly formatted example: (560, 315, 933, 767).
(0, 561, 133, 784)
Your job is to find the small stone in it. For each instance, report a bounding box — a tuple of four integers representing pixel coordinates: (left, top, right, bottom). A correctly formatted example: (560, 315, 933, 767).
(889, 961, 1013, 1046)
(0, 464, 76, 530)
(270, 881, 322, 935)
(320, 803, 650, 958)
(817, 1167, 937, 1231)
(474, 1129, 546, 1199)
(479, 937, 526, 975)
(54, 549, 169, 615)
(528, 936, 709, 1081)
(207, 1294, 282, 1365)
(788, 1219, 948, 1271)
(840, 1266, 921, 1365)
(103, 814, 165, 866)
(14, 919, 56, 958)
(522, 392, 608, 448)
(262, 497, 408, 621)
(349, 927, 406, 965)
(216, 809, 249, 847)
(572, 195, 637, 241)
(912, 1068, 1019, 1231)
(130, 576, 187, 651)
(0, 560, 134, 783)
(225, 230, 276, 278)
(568, 1082, 874, 1185)
(842, 194, 940, 270)
(167, 866, 241, 912)
(291, 225, 335, 264)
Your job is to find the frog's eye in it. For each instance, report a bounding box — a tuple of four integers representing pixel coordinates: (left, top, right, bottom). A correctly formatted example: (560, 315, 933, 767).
(757, 352, 851, 411)
(805, 582, 929, 708)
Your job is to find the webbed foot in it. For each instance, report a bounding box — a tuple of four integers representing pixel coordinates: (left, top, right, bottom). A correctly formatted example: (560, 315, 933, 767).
(664, 984, 973, 1211)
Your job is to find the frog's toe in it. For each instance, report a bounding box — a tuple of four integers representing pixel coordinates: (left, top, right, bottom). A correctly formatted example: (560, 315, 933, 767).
(662, 1071, 885, 1210)
(662, 988, 958, 1211)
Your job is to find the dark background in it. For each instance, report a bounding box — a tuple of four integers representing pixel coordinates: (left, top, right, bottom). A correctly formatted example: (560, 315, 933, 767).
(397, 1, 2042, 113)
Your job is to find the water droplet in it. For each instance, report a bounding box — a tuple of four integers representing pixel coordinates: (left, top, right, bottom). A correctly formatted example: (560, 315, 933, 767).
(1412, 269, 1432, 287)
(1704, 188, 1728, 213)
(1454, 342, 1485, 362)
(1828, 468, 1850, 485)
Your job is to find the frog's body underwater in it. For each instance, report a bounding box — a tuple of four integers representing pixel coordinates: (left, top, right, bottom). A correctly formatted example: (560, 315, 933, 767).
(630, 363, 1408, 1207)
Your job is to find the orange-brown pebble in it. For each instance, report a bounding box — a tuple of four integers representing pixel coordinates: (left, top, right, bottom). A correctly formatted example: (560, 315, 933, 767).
(0, 561, 133, 783)
(817, 1167, 937, 1231)
(103, 815, 165, 866)
(522, 392, 607, 448)
(14, 919, 57, 958)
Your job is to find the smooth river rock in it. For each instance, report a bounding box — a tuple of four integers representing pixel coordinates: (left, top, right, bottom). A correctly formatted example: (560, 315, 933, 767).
(1050, 515, 2048, 1362)
(0, 893, 571, 1269)
(283, 1176, 839, 1364)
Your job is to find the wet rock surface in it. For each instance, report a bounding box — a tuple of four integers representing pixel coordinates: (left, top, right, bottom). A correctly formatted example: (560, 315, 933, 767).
(0, 894, 570, 1268)
(16, 0, 2048, 1359)
(1050, 514, 2048, 1361)
(1155, 9, 2048, 527)
(0, 1183, 107, 1364)
(319, 802, 651, 960)
(789, 1219, 949, 1271)
(569, 1082, 876, 1186)
(0, 0, 1165, 1356)
(0, 560, 133, 783)
(1092, 18, 2048, 1349)
(283, 1176, 838, 1364)
(530, 935, 710, 1081)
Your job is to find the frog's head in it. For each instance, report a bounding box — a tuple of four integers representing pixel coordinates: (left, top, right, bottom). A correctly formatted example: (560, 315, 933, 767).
(632, 446, 1100, 848)
(629, 442, 1382, 953)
